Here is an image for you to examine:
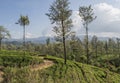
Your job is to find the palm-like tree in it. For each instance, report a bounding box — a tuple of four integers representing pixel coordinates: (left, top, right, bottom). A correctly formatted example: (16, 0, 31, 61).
(0, 26, 11, 50)
(16, 15, 30, 54)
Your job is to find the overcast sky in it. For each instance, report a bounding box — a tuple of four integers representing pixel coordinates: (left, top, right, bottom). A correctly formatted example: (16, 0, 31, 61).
(0, 0, 120, 39)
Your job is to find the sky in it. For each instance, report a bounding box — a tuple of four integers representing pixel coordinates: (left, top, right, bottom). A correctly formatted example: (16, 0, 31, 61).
(0, 0, 120, 39)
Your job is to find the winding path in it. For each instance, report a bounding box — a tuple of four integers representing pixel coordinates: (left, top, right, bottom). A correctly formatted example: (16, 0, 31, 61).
(0, 67, 4, 83)
(31, 60, 54, 71)
(0, 60, 54, 82)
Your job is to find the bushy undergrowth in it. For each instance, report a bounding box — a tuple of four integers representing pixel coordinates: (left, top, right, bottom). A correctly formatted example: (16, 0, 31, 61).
(0, 50, 43, 67)
(0, 50, 27, 56)
(92, 55, 120, 74)
(3, 55, 120, 83)
(3, 67, 31, 83)
(0, 55, 43, 67)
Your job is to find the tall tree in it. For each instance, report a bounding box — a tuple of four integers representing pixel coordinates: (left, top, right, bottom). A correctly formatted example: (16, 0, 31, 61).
(116, 38, 120, 57)
(16, 15, 30, 54)
(46, 0, 73, 64)
(0, 26, 11, 50)
(91, 35, 98, 57)
(79, 5, 96, 64)
(46, 37, 50, 46)
(97, 41, 104, 56)
(104, 41, 108, 55)
(108, 38, 115, 55)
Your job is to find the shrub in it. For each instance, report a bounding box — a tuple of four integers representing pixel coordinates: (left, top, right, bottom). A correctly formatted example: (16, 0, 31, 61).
(3, 67, 30, 83)
(117, 67, 120, 74)
(0, 55, 43, 67)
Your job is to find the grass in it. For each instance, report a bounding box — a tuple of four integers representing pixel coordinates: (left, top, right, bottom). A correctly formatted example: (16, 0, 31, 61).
(92, 54, 120, 74)
(0, 50, 43, 67)
(1, 51, 120, 83)
(43, 56, 120, 83)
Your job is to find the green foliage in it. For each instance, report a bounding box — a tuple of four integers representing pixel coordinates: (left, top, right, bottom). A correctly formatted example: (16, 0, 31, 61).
(0, 50, 43, 67)
(117, 67, 120, 73)
(0, 26, 11, 39)
(46, 0, 74, 64)
(0, 26, 11, 50)
(2, 38, 120, 74)
(3, 55, 120, 83)
(92, 54, 120, 74)
(46, 0, 73, 41)
(79, 5, 96, 64)
(109, 58, 120, 67)
(0, 55, 42, 67)
(17, 15, 29, 26)
(79, 5, 96, 25)
(16, 15, 30, 56)
(3, 67, 31, 83)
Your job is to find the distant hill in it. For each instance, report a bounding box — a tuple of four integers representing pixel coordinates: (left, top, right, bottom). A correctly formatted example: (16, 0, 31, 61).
(4, 36, 118, 44)
(4, 36, 54, 44)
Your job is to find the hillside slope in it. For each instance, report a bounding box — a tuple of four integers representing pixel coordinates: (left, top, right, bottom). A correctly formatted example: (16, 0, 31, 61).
(37, 56, 120, 83)
(1, 55, 120, 83)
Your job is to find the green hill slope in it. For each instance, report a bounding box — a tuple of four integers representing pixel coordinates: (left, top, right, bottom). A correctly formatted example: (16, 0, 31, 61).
(38, 56, 120, 83)
(3, 55, 120, 83)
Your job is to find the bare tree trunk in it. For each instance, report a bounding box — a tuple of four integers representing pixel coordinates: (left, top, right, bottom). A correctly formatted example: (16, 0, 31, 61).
(118, 41, 120, 57)
(62, 21, 67, 64)
(63, 36, 66, 64)
(23, 25, 26, 56)
(95, 45, 97, 57)
(86, 25, 89, 64)
(101, 48, 102, 56)
(116, 38, 120, 57)
(0, 39, 2, 51)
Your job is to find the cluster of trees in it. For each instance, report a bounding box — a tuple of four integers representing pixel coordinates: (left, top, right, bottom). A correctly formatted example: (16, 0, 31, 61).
(0, 16, 29, 54)
(1, 36, 120, 62)
(46, 0, 97, 64)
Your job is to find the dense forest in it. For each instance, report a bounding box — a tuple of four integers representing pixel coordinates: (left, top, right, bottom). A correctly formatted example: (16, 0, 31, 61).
(0, 0, 120, 83)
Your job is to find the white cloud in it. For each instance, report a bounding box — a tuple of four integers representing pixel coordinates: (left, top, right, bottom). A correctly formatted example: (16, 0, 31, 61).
(41, 3, 120, 38)
(71, 3, 120, 38)
(94, 3, 120, 22)
(44, 30, 55, 37)
(115, 0, 120, 2)
(78, 32, 120, 38)
(11, 31, 21, 39)
(92, 3, 120, 34)
(11, 32, 39, 39)
(89, 32, 120, 38)
(72, 11, 82, 30)
(41, 27, 56, 37)
(25, 32, 38, 38)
